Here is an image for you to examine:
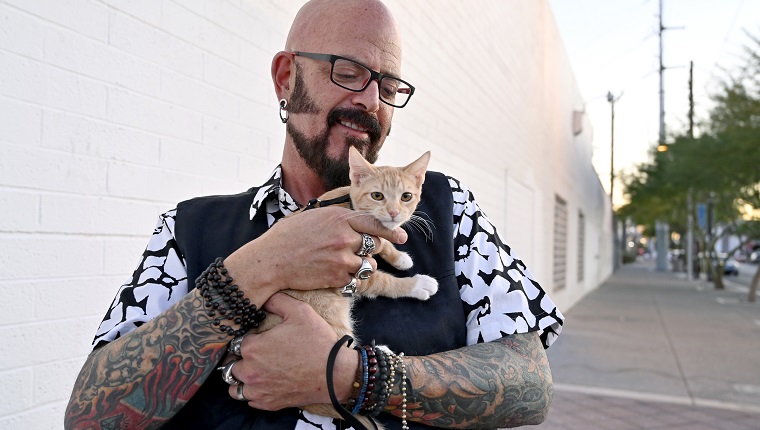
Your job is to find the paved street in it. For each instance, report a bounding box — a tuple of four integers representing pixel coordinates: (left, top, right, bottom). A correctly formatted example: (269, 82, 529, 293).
(723, 261, 759, 292)
(536, 260, 760, 429)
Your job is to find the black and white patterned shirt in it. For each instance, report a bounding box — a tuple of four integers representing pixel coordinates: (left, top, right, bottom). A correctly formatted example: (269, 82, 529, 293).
(93, 166, 564, 429)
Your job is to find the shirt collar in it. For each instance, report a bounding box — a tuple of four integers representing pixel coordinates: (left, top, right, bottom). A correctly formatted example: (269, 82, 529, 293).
(249, 165, 300, 220)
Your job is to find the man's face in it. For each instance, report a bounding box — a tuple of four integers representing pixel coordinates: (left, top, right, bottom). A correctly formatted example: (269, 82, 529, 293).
(285, 52, 397, 190)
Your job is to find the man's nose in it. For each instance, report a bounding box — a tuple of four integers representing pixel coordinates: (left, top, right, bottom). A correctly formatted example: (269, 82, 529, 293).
(351, 79, 381, 113)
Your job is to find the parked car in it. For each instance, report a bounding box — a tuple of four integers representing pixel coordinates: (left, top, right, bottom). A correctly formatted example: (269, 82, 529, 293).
(723, 259, 739, 276)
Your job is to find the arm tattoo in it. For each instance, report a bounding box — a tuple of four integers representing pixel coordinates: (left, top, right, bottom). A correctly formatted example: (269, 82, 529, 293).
(64, 289, 229, 430)
(386, 332, 552, 429)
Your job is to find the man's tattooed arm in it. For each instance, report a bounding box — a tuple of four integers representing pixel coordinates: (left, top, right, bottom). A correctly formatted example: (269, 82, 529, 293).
(64, 289, 229, 430)
(388, 331, 553, 429)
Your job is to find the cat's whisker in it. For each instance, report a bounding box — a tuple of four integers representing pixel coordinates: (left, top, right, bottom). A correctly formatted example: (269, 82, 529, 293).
(324, 211, 367, 226)
(310, 209, 359, 227)
(330, 211, 388, 231)
(411, 211, 434, 229)
(406, 212, 434, 241)
(408, 223, 433, 242)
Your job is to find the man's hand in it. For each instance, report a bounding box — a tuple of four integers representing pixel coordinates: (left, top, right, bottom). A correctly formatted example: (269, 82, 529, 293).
(226, 293, 359, 410)
(224, 206, 407, 305)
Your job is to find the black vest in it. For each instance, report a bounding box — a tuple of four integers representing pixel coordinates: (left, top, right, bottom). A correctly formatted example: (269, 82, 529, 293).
(166, 171, 466, 430)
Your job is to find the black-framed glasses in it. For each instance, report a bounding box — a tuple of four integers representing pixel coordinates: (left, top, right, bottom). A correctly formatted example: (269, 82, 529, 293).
(293, 51, 415, 108)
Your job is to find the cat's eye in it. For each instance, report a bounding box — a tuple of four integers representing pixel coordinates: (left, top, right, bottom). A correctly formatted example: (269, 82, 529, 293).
(400, 192, 413, 202)
(371, 192, 384, 201)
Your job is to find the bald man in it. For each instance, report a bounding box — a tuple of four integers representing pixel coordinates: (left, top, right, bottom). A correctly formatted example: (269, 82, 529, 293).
(65, 1, 563, 429)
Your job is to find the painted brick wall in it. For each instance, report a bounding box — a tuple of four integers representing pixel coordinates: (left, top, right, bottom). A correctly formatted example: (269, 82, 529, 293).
(0, 1, 611, 427)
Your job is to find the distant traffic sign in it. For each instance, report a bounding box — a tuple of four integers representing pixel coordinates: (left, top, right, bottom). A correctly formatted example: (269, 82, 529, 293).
(697, 203, 706, 231)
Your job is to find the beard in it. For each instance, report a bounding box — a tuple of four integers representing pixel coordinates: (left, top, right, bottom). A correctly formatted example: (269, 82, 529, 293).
(286, 66, 386, 190)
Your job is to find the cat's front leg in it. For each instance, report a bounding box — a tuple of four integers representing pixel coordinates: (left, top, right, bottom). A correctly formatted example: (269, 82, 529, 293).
(358, 271, 438, 301)
(374, 238, 414, 270)
(408, 274, 438, 300)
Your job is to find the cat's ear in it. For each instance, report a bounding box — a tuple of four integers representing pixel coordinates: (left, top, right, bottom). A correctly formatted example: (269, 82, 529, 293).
(404, 151, 431, 186)
(348, 146, 376, 185)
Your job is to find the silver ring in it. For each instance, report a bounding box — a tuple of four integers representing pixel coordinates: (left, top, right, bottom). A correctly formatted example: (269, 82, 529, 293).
(357, 233, 376, 256)
(341, 278, 358, 297)
(355, 258, 374, 280)
(236, 383, 248, 401)
(217, 358, 242, 386)
(228, 335, 246, 356)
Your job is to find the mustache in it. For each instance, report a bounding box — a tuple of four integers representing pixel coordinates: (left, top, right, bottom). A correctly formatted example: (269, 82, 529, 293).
(327, 108, 382, 144)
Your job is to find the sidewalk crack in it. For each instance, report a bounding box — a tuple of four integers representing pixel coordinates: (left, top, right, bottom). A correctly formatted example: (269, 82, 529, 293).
(653, 294, 696, 405)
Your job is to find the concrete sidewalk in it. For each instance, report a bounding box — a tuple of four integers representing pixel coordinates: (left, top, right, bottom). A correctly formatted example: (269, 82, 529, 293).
(536, 260, 760, 429)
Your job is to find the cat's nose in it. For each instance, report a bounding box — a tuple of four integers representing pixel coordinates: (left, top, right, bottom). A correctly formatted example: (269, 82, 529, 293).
(389, 210, 399, 219)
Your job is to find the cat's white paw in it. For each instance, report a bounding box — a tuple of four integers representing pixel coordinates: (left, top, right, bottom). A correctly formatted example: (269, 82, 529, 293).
(391, 252, 413, 270)
(409, 275, 438, 300)
(375, 344, 394, 355)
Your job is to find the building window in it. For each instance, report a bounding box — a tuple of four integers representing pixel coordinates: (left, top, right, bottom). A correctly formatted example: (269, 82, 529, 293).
(578, 210, 585, 282)
(553, 195, 568, 290)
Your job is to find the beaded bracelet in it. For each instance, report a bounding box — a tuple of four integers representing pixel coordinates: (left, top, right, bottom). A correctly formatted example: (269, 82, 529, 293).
(347, 355, 364, 411)
(396, 353, 409, 430)
(351, 347, 370, 414)
(364, 345, 389, 416)
(362, 345, 378, 411)
(343, 342, 408, 430)
(197, 257, 266, 337)
(383, 351, 408, 429)
(349, 345, 373, 414)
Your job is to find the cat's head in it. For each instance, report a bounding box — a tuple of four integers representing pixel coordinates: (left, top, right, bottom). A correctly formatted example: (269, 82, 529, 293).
(347, 146, 431, 229)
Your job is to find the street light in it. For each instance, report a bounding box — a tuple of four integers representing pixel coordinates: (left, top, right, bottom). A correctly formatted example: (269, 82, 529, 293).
(607, 91, 623, 270)
(606, 91, 622, 205)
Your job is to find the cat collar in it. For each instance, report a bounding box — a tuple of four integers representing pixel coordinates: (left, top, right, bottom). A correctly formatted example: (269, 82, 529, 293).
(303, 194, 353, 211)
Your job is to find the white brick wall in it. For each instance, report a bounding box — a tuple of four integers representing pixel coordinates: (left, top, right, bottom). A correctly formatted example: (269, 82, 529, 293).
(0, 1, 611, 427)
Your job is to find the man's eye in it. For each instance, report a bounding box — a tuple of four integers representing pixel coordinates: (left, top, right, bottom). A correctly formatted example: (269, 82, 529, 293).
(381, 82, 398, 96)
(333, 63, 364, 83)
(335, 72, 360, 81)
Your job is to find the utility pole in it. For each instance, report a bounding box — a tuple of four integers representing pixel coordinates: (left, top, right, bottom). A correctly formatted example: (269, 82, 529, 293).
(688, 60, 694, 138)
(654, 0, 684, 271)
(686, 61, 695, 280)
(656, 0, 684, 154)
(706, 192, 714, 282)
(658, 0, 666, 148)
(687, 193, 694, 280)
(655, 0, 669, 271)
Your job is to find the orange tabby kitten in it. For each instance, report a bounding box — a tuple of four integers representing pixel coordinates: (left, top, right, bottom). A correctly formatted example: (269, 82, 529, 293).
(253, 147, 438, 428)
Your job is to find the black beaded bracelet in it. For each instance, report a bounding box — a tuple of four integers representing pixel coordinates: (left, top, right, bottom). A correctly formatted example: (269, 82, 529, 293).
(197, 257, 266, 337)
(366, 346, 390, 416)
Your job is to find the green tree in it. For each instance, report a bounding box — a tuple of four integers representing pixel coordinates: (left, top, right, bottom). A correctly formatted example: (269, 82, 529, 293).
(619, 31, 760, 299)
(709, 32, 760, 209)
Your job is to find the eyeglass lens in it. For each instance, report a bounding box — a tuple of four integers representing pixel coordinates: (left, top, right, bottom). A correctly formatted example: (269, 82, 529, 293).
(331, 58, 412, 107)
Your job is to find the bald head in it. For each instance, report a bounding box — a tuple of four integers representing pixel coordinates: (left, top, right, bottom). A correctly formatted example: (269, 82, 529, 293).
(273, 0, 404, 198)
(285, 0, 402, 70)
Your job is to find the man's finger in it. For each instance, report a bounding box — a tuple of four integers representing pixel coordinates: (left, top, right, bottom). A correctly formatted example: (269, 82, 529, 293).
(263, 292, 304, 316)
(346, 213, 407, 244)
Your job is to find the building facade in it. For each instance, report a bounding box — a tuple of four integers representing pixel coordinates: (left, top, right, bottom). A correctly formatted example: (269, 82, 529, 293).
(0, 0, 612, 426)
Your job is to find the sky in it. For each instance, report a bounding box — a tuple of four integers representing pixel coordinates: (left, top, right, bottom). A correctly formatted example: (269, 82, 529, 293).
(548, 0, 760, 207)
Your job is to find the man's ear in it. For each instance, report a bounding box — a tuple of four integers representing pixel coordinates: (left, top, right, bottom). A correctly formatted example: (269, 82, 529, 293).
(271, 51, 294, 99)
